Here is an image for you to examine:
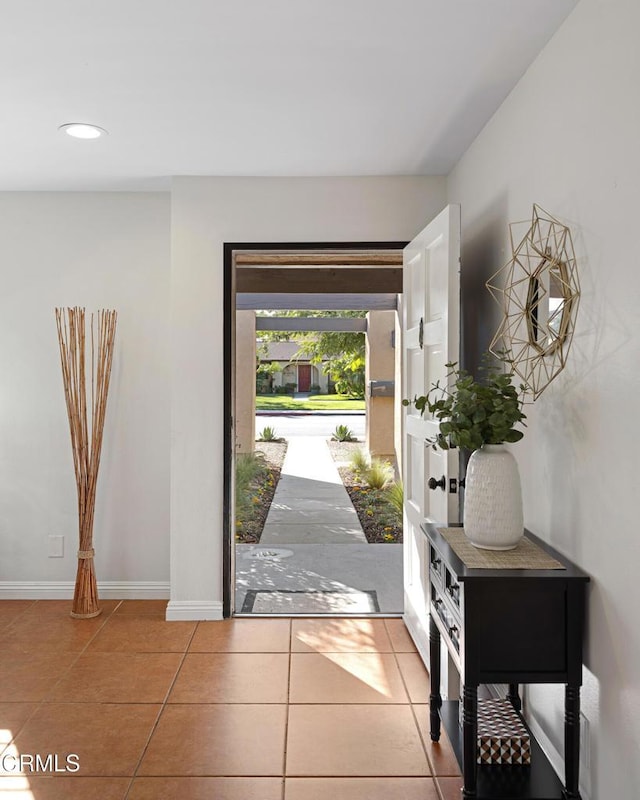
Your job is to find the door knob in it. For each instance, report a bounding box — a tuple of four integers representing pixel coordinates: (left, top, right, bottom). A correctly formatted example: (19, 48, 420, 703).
(428, 475, 446, 491)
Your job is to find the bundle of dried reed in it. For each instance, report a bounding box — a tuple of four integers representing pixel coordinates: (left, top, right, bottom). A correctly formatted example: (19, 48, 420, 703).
(55, 307, 117, 618)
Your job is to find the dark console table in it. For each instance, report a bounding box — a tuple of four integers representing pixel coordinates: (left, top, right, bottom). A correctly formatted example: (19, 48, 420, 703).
(422, 522, 589, 800)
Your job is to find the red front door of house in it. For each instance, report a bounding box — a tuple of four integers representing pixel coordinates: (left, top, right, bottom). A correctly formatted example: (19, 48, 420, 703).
(298, 364, 311, 392)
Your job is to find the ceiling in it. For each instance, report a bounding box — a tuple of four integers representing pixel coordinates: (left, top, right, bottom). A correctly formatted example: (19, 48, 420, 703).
(0, 0, 578, 191)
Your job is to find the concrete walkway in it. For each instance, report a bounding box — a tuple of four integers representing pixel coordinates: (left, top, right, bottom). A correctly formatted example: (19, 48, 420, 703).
(260, 436, 367, 545)
(235, 543, 403, 613)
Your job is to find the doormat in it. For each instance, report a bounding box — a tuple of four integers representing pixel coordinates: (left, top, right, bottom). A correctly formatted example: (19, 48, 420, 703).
(241, 589, 380, 614)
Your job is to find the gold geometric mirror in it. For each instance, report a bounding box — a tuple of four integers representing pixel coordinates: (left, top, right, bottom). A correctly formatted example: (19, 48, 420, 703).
(486, 205, 580, 400)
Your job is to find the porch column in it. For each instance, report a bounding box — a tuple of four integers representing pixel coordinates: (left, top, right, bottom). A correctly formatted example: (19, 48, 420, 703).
(235, 310, 256, 453)
(365, 310, 396, 458)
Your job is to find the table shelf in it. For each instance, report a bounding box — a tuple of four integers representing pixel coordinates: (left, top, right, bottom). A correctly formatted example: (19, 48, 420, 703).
(440, 700, 565, 800)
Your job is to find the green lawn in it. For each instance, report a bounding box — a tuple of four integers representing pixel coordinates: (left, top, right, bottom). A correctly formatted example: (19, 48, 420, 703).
(256, 393, 365, 411)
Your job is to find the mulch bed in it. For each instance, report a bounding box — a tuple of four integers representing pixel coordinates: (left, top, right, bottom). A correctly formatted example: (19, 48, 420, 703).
(235, 441, 287, 544)
(328, 441, 403, 544)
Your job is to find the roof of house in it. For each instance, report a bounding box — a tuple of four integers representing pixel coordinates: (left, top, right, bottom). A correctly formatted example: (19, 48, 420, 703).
(259, 340, 329, 363)
(259, 341, 304, 362)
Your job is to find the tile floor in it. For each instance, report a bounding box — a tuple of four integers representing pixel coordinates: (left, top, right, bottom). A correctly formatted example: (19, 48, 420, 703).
(0, 601, 463, 799)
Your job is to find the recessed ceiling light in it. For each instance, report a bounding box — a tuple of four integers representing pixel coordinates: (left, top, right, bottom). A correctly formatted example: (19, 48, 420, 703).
(59, 123, 108, 140)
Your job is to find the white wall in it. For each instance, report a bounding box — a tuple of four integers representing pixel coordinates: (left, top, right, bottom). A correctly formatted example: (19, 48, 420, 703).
(169, 176, 447, 615)
(0, 193, 171, 590)
(447, 0, 640, 796)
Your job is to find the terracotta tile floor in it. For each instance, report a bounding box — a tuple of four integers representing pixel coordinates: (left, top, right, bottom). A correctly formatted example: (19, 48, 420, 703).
(0, 602, 462, 799)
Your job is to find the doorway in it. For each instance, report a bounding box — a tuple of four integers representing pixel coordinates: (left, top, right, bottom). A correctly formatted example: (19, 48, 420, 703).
(223, 241, 407, 618)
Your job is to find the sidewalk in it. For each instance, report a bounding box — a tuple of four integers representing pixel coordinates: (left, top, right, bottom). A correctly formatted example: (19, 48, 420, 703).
(260, 436, 367, 545)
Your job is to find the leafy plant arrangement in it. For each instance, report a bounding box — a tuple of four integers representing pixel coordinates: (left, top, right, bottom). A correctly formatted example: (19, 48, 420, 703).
(403, 361, 527, 451)
(331, 424, 357, 442)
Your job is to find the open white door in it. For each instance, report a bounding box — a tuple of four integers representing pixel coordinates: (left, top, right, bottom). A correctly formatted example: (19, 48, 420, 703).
(402, 204, 461, 676)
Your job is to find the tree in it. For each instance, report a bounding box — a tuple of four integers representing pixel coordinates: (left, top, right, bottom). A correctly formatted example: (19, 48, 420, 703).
(324, 350, 365, 396)
(256, 360, 282, 393)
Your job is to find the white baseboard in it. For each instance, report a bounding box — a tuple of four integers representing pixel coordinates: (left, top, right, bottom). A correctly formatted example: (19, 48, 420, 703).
(165, 600, 223, 621)
(0, 583, 223, 621)
(526, 712, 591, 800)
(0, 581, 170, 599)
(525, 714, 564, 787)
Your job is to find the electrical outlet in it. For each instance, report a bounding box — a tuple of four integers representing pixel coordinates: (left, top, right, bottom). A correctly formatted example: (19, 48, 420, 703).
(48, 535, 64, 558)
(580, 711, 590, 773)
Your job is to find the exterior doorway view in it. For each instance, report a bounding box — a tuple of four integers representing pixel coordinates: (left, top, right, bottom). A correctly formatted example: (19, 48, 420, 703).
(229, 245, 406, 616)
(226, 207, 460, 638)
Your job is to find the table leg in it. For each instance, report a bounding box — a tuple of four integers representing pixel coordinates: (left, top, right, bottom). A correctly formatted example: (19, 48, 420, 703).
(562, 683, 582, 799)
(462, 683, 478, 798)
(429, 613, 442, 742)
(507, 683, 521, 712)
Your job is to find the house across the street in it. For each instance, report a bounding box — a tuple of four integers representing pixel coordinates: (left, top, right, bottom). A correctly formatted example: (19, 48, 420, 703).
(257, 341, 331, 393)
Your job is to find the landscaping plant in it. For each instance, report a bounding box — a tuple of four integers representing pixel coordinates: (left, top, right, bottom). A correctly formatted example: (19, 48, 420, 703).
(257, 426, 279, 442)
(385, 480, 404, 520)
(235, 452, 268, 530)
(330, 445, 402, 544)
(331, 424, 356, 442)
(363, 458, 394, 490)
(234, 446, 288, 544)
(349, 448, 369, 473)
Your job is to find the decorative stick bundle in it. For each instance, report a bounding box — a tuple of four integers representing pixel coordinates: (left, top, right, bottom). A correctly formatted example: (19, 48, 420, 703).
(55, 307, 117, 618)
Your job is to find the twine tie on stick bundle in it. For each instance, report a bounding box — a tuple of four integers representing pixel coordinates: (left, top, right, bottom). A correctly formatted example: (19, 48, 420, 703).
(55, 307, 117, 619)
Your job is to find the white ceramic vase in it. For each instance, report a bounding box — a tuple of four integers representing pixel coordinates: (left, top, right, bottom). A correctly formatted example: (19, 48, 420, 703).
(463, 444, 524, 550)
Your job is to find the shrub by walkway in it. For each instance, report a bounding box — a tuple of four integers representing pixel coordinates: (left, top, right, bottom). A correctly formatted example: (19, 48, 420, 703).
(329, 442, 403, 544)
(235, 442, 287, 544)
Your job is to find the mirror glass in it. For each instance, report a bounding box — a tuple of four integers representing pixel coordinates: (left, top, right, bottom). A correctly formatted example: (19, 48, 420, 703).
(526, 252, 572, 355)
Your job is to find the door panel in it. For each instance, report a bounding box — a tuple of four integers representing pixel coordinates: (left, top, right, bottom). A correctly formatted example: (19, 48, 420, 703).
(402, 205, 461, 681)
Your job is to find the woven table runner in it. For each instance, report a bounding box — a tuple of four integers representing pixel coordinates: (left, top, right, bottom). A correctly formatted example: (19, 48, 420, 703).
(438, 528, 565, 570)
